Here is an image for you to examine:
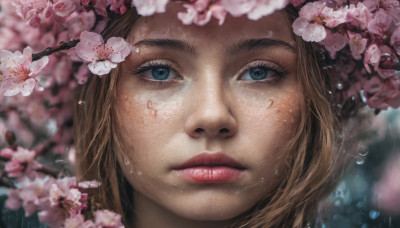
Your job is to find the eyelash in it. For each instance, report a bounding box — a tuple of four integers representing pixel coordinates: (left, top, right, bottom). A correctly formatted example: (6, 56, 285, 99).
(129, 60, 181, 86)
(129, 60, 288, 85)
(238, 62, 288, 82)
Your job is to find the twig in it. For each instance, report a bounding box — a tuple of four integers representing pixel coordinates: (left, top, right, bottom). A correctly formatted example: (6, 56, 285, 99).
(32, 39, 80, 61)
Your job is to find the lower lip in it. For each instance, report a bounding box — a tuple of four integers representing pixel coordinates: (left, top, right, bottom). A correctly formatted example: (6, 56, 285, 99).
(176, 167, 243, 183)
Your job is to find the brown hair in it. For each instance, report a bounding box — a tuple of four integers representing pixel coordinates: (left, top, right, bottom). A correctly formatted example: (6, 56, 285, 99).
(73, 6, 350, 228)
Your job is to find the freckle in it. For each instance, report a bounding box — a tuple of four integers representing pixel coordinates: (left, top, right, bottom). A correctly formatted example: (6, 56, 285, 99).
(152, 109, 157, 117)
(147, 100, 153, 109)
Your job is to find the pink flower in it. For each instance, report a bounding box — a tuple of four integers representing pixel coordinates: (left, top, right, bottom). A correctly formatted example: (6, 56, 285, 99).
(76, 31, 132, 76)
(51, 0, 77, 17)
(367, 8, 392, 36)
(348, 31, 368, 60)
(391, 28, 400, 55)
(64, 213, 95, 228)
(347, 2, 373, 30)
(0, 46, 48, 96)
(110, 0, 128, 15)
(78, 180, 101, 188)
(178, 1, 227, 26)
(362, 75, 400, 109)
(131, 0, 169, 16)
(319, 30, 348, 58)
(293, 2, 348, 42)
(94, 209, 124, 228)
(363, 44, 381, 73)
(290, 0, 306, 7)
(221, 0, 288, 20)
(5, 189, 22, 210)
(5, 160, 25, 177)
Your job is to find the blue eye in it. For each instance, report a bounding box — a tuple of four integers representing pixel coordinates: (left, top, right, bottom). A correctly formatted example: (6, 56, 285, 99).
(248, 67, 269, 80)
(240, 64, 287, 81)
(151, 66, 170, 80)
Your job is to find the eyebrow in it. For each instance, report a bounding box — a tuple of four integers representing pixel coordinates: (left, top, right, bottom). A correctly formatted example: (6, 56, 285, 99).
(227, 38, 296, 55)
(133, 38, 295, 56)
(134, 39, 196, 55)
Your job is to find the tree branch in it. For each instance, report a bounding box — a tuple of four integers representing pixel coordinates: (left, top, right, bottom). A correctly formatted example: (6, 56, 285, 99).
(32, 39, 80, 61)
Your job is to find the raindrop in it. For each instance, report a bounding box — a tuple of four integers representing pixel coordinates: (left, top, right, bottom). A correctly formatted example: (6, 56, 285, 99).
(336, 82, 343, 90)
(124, 158, 130, 165)
(137, 170, 143, 176)
(274, 169, 279, 175)
(356, 201, 364, 208)
(147, 100, 152, 109)
(134, 47, 140, 53)
(359, 148, 369, 157)
(355, 156, 365, 165)
(328, 90, 333, 95)
(368, 210, 380, 220)
(78, 100, 86, 105)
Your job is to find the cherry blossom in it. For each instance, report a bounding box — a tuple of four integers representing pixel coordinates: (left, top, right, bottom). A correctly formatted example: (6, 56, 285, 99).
(94, 209, 125, 228)
(75, 31, 132, 76)
(131, 0, 169, 16)
(221, 0, 288, 20)
(348, 31, 368, 60)
(364, 44, 381, 73)
(0, 47, 48, 96)
(391, 28, 400, 55)
(178, 1, 227, 26)
(292, 2, 349, 42)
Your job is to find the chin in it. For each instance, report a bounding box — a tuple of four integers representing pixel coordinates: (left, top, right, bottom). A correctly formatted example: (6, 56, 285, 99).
(165, 192, 257, 221)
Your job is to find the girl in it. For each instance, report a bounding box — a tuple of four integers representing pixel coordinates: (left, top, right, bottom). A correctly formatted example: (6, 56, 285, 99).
(75, 2, 345, 227)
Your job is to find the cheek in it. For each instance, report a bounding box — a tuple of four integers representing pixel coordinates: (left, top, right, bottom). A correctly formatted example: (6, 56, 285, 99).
(239, 90, 301, 137)
(117, 93, 184, 135)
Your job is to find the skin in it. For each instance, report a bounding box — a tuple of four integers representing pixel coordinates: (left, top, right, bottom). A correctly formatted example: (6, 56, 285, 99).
(115, 3, 301, 228)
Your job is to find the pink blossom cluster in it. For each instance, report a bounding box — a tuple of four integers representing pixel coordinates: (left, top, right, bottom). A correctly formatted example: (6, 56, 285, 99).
(292, 0, 400, 109)
(1, 147, 42, 179)
(5, 176, 121, 228)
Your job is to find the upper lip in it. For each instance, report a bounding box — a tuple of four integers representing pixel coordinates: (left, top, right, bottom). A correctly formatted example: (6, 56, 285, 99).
(174, 152, 246, 170)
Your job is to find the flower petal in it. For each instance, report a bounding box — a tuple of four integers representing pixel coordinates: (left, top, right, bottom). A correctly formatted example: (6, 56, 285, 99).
(106, 37, 132, 63)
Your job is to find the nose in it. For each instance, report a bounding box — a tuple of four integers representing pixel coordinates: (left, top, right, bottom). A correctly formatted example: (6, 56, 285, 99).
(184, 80, 238, 139)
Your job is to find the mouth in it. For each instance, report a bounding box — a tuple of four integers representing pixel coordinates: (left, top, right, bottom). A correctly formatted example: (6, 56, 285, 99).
(173, 153, 246, 183)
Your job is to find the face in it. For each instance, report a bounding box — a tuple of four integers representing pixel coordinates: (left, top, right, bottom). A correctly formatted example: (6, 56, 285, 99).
(115, 3, 301, 224)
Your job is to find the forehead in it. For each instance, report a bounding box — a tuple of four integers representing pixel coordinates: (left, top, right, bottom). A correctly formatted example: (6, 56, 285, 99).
(129, 2, 295, 46)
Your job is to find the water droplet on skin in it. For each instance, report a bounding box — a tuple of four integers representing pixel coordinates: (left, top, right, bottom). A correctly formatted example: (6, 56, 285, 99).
(129, 168, 134, 174)
(147, 100, 153, 109)
(266, 99, 274, 108)
(283, 119, 287, 123)
(274, 170, 279, 175)
(137, 171, 143, 176)
(134, 47, 140, 53)
(78, 100, 86, 105)
(124, 158, 130, 165)
(260, 177, 265, 182)
(369, 210, 380, 220)
(151, 109, 157, 117)
(336, 82, 344, 90)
